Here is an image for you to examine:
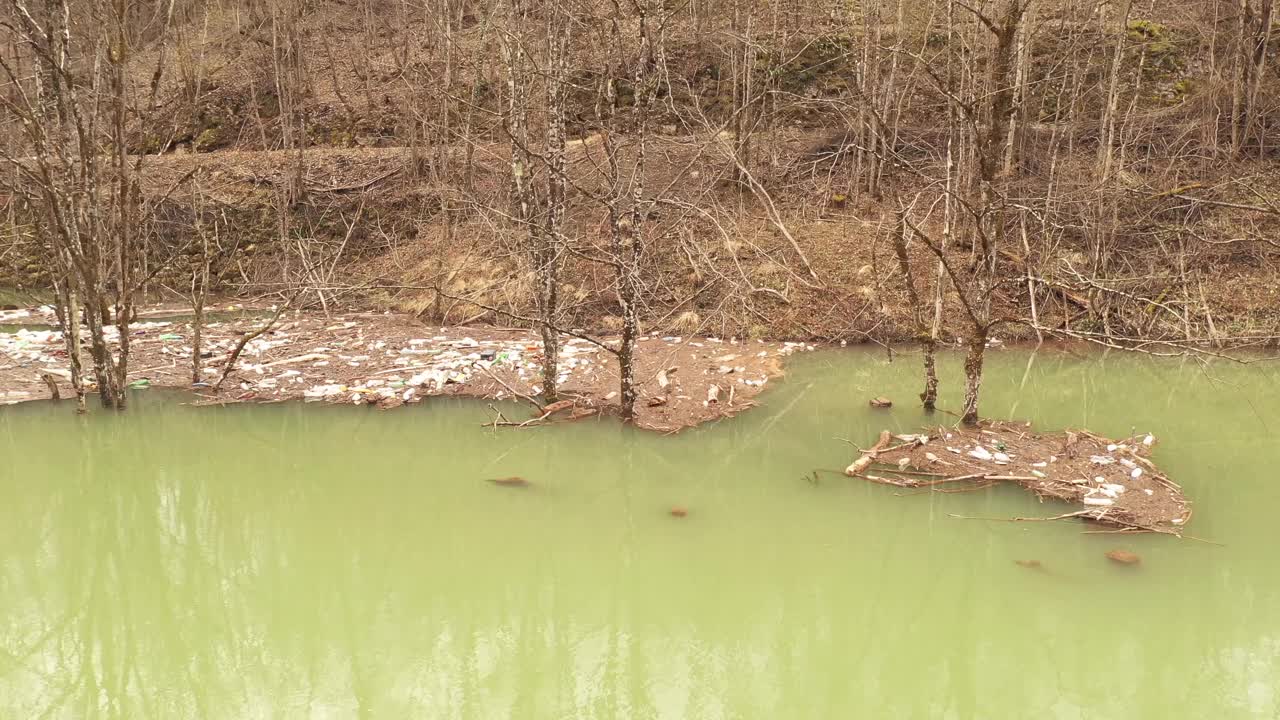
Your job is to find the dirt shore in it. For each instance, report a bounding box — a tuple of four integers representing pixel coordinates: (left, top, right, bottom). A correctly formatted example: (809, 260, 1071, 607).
(0, 304, 813, 432)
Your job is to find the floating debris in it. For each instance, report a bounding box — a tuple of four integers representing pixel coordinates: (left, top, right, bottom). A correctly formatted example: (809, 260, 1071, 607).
(0, 307, 803, 431)
(843, 421, 1191, 535)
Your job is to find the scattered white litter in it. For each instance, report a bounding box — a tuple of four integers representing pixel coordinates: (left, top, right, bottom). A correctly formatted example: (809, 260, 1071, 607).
(967, 446, 994, 461)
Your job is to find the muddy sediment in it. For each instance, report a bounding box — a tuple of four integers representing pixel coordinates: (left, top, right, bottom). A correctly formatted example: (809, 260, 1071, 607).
(0, 304, 813, 432)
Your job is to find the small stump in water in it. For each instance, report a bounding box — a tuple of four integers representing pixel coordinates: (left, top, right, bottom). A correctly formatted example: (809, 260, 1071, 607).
(844, 421, 1191, 535)
(670, 506, 689, 518)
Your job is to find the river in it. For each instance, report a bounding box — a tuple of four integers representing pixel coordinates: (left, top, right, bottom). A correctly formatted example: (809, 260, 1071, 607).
(1, 347, 1277, 718)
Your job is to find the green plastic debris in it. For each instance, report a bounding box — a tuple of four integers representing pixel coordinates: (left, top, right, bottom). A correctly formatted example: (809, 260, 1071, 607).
(159, 333, 182, 341)
(129, 378, 152, 390)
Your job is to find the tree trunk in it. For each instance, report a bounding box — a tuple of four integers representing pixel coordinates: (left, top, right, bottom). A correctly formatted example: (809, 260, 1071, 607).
(192, 291, 205, 385)
(618, 291, 638, 421)
(892, 210, 940, 411)
(961, 327, 988, 426)
(920, 337, 939, 411)
(54, 276, 87, 413)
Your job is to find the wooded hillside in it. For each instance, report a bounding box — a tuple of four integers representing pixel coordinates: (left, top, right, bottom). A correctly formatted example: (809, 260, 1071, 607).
(2, 0, 1277, 357)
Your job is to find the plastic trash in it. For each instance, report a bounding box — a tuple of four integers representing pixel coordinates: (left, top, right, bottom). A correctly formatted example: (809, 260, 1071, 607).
(159, 333, 183, 341)
(128, 379, 151, 389)
(967, 446, 994, 461)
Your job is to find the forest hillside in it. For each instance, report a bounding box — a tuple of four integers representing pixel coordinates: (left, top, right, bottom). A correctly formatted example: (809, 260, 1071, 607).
(2, 0, 1278, 344)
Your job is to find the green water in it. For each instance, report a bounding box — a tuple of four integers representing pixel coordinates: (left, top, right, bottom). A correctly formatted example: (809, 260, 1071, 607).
(2, 348, 1278, 719)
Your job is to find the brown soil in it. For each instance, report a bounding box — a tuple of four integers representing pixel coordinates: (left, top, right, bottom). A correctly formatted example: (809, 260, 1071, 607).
(0, 304, 810, 432)
(845, 421, 1192, 535)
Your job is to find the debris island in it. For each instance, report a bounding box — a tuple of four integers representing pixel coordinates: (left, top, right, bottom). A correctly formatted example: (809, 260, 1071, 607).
(846, 421, 1191, 535)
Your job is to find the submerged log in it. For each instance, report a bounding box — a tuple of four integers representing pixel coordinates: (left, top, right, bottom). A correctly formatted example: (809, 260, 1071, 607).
(1105, 549, 1141, 565)
(488, 476, 530, 488)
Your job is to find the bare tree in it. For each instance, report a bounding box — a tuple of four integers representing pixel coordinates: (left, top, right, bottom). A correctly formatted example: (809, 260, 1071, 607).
(497, 0, 570, 403)
(1230, 0, 1275, 154)
(595, 0, 663, 421)
(897, 0, 1031, 425)
(1, 0, 176, 411)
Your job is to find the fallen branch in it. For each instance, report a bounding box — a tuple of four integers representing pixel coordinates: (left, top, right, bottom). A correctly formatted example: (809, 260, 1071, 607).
(470, 361, 543, 412)
(948, 510, 1092, 523)
(306, 168, 402, 194)
(261, 352, 331, 368)
(215, 297, 297, 390)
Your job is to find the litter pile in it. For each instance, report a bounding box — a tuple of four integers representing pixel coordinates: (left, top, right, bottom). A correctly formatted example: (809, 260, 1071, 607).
(0, 305, 811, 431)
(845, 421, 1192, 535)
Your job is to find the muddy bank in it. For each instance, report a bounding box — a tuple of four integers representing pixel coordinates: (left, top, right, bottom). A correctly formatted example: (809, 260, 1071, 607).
(0, 305, 813, 432)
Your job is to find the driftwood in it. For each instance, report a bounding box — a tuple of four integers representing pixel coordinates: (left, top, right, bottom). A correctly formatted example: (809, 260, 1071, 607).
(535, 399, 576, 419)
(845, 430, 893, 476)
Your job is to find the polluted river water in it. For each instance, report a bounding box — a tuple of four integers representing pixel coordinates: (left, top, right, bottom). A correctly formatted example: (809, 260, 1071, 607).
(1, 346, 1278, 718)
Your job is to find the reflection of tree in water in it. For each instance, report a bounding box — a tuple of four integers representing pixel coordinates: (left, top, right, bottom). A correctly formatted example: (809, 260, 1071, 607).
(2, 375, 1279, 717)
(0, 402, 289, 717)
